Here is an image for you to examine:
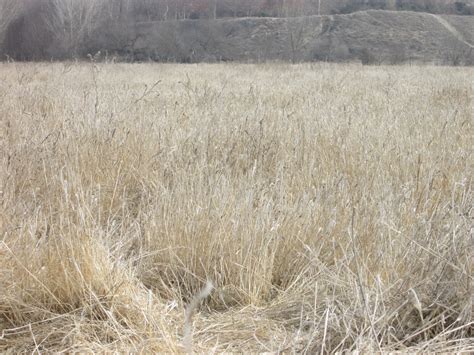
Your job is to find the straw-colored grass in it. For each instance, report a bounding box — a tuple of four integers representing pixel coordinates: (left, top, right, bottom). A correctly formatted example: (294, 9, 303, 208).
(0, 62, 472, 353)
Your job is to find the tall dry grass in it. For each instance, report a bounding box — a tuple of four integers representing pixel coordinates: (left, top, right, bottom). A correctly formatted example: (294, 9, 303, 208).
(0, 62, 472, 352)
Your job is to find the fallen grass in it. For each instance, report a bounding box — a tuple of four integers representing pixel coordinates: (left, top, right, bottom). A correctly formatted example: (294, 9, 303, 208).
(0, 62, 472, 352)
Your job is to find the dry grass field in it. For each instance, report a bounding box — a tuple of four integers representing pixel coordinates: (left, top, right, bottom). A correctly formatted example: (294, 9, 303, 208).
(0, 62, 472, 353)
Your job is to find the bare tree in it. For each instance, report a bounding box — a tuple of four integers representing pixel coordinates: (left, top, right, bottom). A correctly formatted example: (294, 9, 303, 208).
(0, 0, 22, 49)
(47, 0, 104, 56)
(212, 0, 217, 19)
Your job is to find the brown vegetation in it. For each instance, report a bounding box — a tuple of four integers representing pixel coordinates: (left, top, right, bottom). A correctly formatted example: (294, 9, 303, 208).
(0, 62, 472, 352)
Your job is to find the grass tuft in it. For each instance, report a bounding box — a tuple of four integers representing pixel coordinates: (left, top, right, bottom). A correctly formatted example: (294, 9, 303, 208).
(0, 62, 472, 352)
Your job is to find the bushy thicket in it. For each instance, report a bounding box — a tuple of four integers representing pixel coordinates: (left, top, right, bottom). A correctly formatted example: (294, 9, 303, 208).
(0, 0, 125, 59)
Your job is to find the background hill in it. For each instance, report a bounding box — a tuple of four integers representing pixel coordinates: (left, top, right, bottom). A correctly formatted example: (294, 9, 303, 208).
(115, 10, 473, 64)
(0, 0, 473, 64)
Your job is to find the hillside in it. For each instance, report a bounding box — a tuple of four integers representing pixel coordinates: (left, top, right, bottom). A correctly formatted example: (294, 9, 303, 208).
(1, 8, 473, 64)
(93, 10, 473, 64)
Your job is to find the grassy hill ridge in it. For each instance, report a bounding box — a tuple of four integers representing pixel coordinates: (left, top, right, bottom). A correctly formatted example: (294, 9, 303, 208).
(102, 10, 473, 64)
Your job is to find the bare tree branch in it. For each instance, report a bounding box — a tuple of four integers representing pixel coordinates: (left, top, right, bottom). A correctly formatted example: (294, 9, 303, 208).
(0, 0, 22, 47)
(46, 0, 104, 55)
